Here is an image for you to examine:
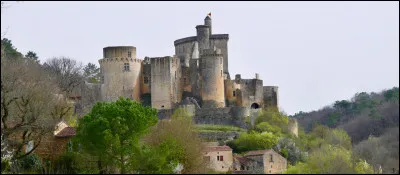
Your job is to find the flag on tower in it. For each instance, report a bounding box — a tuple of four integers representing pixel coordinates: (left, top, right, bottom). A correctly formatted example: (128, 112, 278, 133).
(208, 12, 211, 17)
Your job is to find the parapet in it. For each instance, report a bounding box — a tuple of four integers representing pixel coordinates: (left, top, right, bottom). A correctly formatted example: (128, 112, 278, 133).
(195, 25, 210, 29)
(98, 57, 142, 64)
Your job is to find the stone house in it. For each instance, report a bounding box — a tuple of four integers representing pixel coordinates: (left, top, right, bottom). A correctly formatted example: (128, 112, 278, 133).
(203, 145, 234, 173)
(233, 149, 287, 174)
(32, 121, 76, 161)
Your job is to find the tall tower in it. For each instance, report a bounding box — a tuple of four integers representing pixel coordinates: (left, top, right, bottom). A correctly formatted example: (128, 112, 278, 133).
(204, 15, 212, 35)
(200, 48, 225, 108)
(196, 25, 210, 55)
(99, 46, 142, 102)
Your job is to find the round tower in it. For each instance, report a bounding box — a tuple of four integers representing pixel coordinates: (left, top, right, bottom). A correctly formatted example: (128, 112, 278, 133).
(99, 46, 142, 102)
(204, 16, 212, 35)
(196, 25, 210, 55)
(200, 48, 225, 108)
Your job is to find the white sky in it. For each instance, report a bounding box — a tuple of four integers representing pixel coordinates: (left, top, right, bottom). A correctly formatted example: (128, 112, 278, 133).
(1, 1, 399, 115)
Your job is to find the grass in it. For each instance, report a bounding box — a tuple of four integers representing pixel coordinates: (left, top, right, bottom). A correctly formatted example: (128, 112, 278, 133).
(194, 124, 247, 132)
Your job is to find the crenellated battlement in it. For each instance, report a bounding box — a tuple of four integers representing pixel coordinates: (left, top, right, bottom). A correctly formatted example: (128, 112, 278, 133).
(99, 57, 143, 64)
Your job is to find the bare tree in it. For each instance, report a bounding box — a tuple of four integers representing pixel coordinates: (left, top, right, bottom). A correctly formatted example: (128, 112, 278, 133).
(43, 57, 84, 96)
(1, 57, 71, 160)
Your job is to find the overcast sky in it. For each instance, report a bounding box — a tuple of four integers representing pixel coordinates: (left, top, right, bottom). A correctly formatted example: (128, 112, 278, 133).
(1, 1, 399, 115)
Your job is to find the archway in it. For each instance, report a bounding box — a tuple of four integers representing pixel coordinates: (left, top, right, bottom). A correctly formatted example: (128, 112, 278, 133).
(251, 103, 260, 109)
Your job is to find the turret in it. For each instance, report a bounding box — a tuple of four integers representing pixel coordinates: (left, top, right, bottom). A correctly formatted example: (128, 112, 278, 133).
(99, 46, 142, 102)
(199, 48, 225, 108)
(204, 15, 212, 35)
(196, 25, 210, 54)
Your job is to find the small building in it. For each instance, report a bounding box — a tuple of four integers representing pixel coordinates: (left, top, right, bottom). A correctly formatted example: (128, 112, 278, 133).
(203, 145, 234, 173)
(34, 121, 76, 161)
(233, 149, 287, 174)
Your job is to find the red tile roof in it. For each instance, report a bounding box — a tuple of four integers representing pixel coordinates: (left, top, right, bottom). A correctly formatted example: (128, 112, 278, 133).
(55, 127, 76, 137)
(234, 155, 251, 164)
(244, 149, 273, 156)
(204, 145, 232, 152)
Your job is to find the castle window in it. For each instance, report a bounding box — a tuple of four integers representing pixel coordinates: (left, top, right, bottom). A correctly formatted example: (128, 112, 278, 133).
(144, 77, 149, 84)
(217, 155, 224, 161)
(270, 154, 273, 162)
(128, 51, 132, 58)
(233, 91, 236, 97)
(124, 63, 130, 71)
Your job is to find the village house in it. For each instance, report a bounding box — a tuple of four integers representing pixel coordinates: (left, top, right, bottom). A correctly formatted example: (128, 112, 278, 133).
(203, 145, 234, 173)
(233, 149, 287, 174)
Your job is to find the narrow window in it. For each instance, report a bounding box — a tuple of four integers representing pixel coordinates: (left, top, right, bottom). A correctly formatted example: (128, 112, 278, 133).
(233, 91, 236, 97)
(220, 155, 224, 161)
(217, 156, 219, 161)
(220, 57, 222, 64)
(124, 63, 130, 71)
(128, 51, 132, 58)
(221, 70, 223, 77)
(144, 77, 149, 84)
(270, 154, 273, 162)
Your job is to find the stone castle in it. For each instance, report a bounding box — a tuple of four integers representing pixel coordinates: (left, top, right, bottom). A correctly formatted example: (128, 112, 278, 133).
(98, 15, 278, 114)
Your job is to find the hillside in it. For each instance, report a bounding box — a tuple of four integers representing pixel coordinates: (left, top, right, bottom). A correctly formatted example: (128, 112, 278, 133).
(291, 87, 399, 173)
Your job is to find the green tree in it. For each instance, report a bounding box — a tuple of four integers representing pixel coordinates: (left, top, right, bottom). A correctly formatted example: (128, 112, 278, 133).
(1, 38, 23, 59)
(83, 62, 100, 83)
(24, 51, 39, 63)
(228, 131, 279, 153)
(73, 97, 158, 174)
(139, 108, 208, 174)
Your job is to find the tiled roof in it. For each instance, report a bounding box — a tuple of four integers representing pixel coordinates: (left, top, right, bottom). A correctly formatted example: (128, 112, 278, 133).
(204, 145, 232, 152)
(55, 127, 76, 137)
(244, 149, 273, 156)
(234, 155, 251, 165)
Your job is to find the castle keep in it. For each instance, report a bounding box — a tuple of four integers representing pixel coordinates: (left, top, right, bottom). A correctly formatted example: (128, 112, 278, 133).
(98, 15, 279, 118)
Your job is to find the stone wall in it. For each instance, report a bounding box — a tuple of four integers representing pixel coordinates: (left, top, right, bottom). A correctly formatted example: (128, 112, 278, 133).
(197, 131, 240, 141)
(141, 58, 151, 94)
(194, 107, 250, 128)
(234, 75, 264, 108)
(263, 86, 279, 109)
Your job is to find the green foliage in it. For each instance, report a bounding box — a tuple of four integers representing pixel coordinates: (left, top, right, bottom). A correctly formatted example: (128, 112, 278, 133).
(254, 122, 282, 135)
(286, 145, 356, 174)
(83, 62, 100, 83)
(274, 138, 307, 165)
(1, 159, 11, 173)
(354, 159, 374, 174)
(74, 97, 158, 173)
(228, 131, 279, 153)
(1, 38, 24, 59)
(12, 154, 44, 173)
(383, 87, 399, 101)
(140, 107, 208, 174)
(195, 124, 246, 132)
(25, 51, 39, 63)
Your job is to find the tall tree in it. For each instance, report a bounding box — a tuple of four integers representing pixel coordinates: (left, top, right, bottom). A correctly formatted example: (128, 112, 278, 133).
(24, 51, 39, 63)
(74, 97, 158, 174)
(43, 57, 84, 96)
(1, 38, 23, 59)
(83, 62, 100, 83)
(1, 56, 71, 161)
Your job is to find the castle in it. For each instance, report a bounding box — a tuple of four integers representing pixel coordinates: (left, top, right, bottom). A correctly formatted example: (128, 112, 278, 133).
(98, 15, 278, 113)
